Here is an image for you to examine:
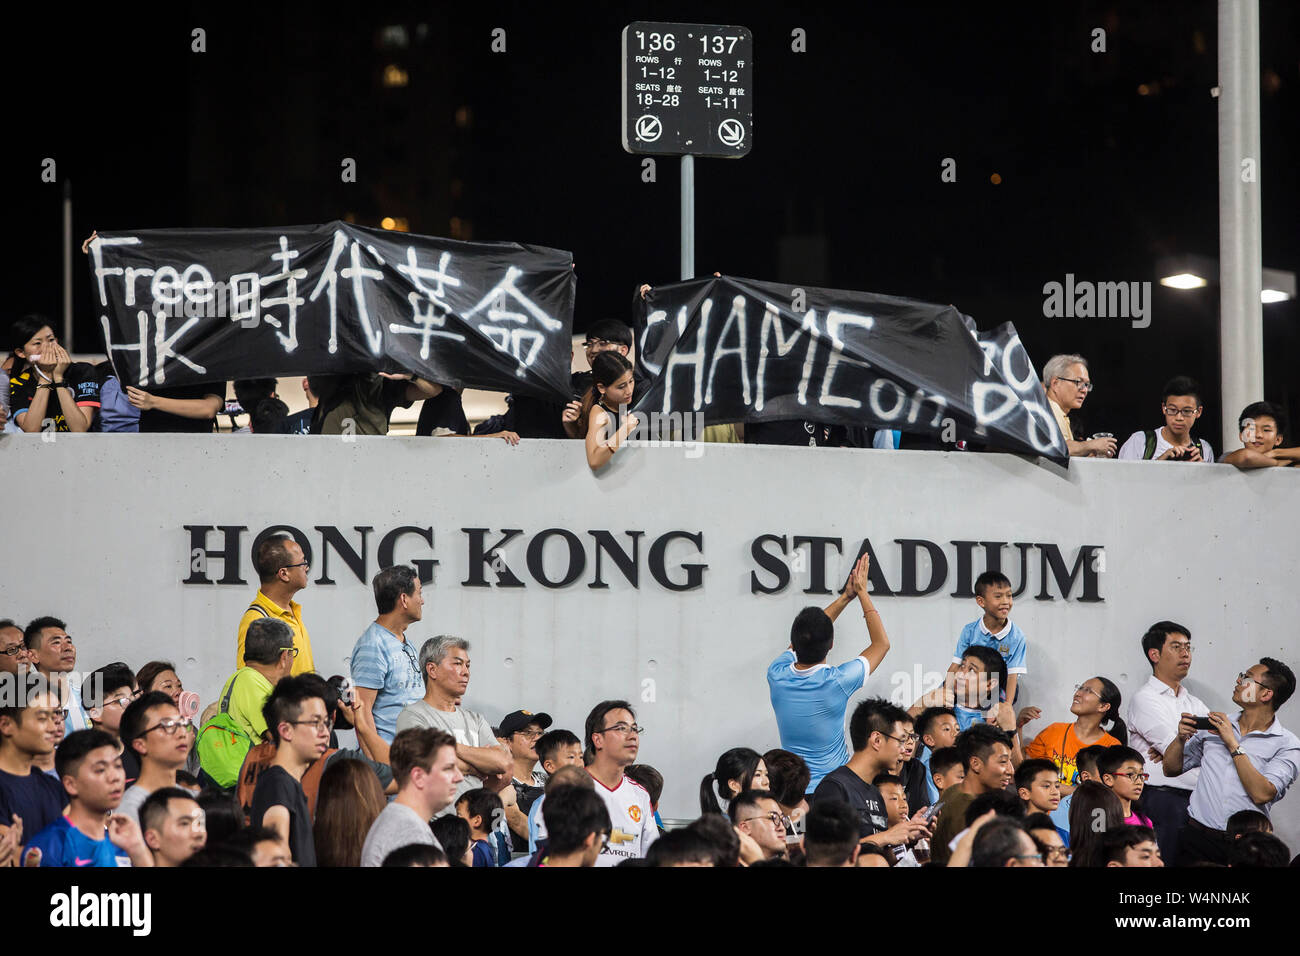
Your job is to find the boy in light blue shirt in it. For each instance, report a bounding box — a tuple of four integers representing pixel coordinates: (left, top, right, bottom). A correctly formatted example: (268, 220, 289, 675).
(948, 571, 1028, 705)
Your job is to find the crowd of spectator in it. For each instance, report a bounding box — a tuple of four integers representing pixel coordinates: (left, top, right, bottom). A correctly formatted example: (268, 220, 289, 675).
(3, 304, 1296, 870)
(4, 313, 1297, 473)
(1, 541, 1295, 869)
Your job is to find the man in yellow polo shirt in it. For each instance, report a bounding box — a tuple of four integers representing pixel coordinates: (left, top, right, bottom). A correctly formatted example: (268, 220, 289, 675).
(236, 534, 315, 676)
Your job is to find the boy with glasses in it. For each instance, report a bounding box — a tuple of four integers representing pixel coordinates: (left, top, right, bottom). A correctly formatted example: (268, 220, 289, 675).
(0, 681, 67, 839)
(583, 700, 658, 865)
(83, 663, 140, 784)
(1099, 746, 1155, 827)
(251, 676, 331, 866)
(118, 691, 193, 823)
(1118, 376, 1214, 462)
(83, 662, 138, 739)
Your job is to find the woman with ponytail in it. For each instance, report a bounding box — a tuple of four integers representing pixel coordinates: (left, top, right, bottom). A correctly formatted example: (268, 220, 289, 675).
(579, 351, 640, 472)
(1023, 676, 1126, 795)
(699, 748, 769, 816)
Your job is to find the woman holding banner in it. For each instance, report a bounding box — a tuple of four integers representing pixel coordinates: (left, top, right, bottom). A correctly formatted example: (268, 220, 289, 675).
(578, 352, 640, 472)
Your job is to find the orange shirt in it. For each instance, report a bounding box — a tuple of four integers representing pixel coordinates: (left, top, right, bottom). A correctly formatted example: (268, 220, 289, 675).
(1025, 722, 1120, 784)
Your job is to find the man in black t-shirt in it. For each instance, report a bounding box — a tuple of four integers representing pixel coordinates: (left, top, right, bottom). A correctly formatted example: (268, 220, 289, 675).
(811, 698, 935, 852)
(250, 676, 331, 866)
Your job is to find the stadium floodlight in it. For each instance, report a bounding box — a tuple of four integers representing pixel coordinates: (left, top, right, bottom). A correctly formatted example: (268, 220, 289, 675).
(1161, 273, 1209, 290)
(1156, 253, 1216, 291)
(1260, 266, 1296, 304)
(1156, 255, 1294, 303)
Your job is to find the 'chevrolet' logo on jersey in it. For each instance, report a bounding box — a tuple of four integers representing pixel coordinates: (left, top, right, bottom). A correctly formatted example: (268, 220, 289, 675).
(609, 828, 636, 845)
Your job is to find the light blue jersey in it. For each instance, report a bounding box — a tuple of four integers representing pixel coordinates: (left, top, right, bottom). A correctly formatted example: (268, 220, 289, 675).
(767, 649, 870, 792)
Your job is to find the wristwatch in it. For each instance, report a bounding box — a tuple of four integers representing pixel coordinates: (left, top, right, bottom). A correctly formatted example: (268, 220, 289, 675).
(1230, 747, 1247, 758)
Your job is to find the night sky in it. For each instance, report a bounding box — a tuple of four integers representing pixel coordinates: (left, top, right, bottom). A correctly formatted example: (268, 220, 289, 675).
(7, 0, 1298, 443)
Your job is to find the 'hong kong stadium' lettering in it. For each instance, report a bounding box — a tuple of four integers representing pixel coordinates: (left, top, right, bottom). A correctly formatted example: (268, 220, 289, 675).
(183, 524, 1103, 602)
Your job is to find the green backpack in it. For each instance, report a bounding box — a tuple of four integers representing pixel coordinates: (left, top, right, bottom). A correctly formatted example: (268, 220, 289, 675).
(197, 671, 257, 789)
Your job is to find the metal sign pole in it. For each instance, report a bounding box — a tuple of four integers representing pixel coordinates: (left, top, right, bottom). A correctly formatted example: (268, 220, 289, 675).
(681, 154, 695, 280)
(63, 181, 73, 351)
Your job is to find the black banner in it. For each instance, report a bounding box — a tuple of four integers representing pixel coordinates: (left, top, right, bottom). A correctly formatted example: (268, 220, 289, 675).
(632, 276, 1068, 463)
(88, 222, 576, 400)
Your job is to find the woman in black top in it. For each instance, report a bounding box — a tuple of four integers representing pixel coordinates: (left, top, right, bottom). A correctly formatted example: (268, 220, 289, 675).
(578, 352, 639, 472)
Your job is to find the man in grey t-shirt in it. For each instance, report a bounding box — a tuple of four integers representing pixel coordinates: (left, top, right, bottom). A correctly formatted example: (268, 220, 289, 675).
(361, 727, 462, 866)
(394, 636, 511, 817)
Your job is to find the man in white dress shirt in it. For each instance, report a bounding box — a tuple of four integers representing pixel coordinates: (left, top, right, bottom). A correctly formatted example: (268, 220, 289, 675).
(1123, 621, 1207, 864)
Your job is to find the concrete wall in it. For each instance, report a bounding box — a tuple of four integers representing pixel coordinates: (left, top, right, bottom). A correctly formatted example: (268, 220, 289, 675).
(1, 434, 1297, 849)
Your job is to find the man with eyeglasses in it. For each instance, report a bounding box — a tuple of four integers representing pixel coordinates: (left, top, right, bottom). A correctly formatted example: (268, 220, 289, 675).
(1024, 812, 1070, 866)
(236, 533, 316, 678)
(1041, 353, 1115, 458)
(730, 790, 789, 861)
(1164, 657, 1300, 866)
(197, 619, 300, 792)
(967, 817, 1045, 867)
(498, 709, 551, 841)
(812, 698, 933, 855)
(0, 682, 67, 839)
(0, 619, 31, 676)
(583, 700, 658, 866)
(216, 619, 298, 747)
(1117, 376, 1214, 462)
(1124, 621, 1207, 865)
(118, 691, 193, 824)
(24, 616, 89, 732)
(251, 676, 332, 866)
